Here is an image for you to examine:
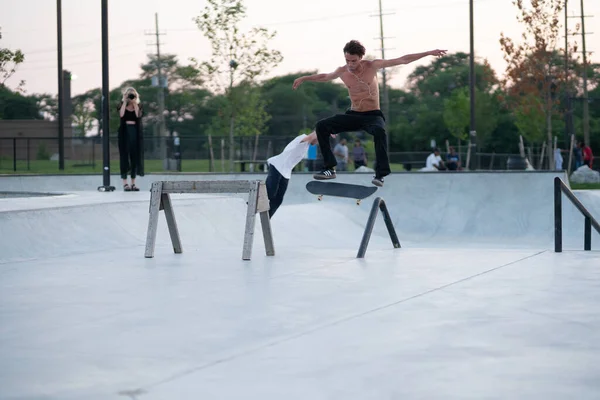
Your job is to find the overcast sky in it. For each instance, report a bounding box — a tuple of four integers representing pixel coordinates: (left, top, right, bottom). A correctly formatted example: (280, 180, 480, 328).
(1, 0, 598, 97)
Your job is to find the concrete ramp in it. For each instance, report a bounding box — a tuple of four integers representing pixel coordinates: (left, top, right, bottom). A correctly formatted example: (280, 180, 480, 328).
(1, 171, 600, 262)
(1, 171, 600, 400)
(379, 171, 600, 245)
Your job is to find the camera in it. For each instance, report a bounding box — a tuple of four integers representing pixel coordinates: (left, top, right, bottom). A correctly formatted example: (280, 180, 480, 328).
(127, 93, 136, 100)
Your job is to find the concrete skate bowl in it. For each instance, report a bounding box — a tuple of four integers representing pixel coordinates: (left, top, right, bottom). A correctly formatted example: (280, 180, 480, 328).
(0, 171, 599, 263)
(273, 171, 600, 249)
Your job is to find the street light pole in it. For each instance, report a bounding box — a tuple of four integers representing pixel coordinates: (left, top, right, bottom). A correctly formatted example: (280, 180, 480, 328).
(228, 60, 238, 173)
(56, 0, 65, 170)
(98, 0, 114, 192)
(469, 0, 478, 170)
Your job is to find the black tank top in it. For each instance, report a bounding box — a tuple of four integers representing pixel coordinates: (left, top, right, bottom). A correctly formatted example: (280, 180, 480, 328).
(123, 108, 138, 122)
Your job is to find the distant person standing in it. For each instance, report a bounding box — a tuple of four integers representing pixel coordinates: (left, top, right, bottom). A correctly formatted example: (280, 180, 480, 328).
(333, 138, 349, 171)
(117, 87, 144, 191)
(352, 139, 368, 170)
(574, 141, 583, 170)
(554, 147, 563, 170)
(582, 142, 594, 169)
(305, 140, 318, 172)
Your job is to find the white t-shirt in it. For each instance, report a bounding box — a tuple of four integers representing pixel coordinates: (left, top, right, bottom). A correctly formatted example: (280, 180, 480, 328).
(267, 134, 309, 179)
(554, 149, 563, 169)
(426, 153, 443, 169)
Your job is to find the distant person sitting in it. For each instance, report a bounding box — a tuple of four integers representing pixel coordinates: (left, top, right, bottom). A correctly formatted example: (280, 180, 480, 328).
(266, 132, 320, 218)
(446, 146, 461, 171)
(422, 148, 446, 171)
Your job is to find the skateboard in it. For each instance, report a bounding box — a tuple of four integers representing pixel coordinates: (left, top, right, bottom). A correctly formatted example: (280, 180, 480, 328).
(306, 181, 378, 205)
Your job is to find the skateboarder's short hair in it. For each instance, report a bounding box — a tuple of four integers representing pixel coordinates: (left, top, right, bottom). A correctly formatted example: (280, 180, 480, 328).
(343, 40, 366, 57)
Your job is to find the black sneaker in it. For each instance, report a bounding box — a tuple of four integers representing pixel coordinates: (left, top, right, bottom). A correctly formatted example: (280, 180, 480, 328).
(313, 168, 336, 180)
(372, 176, 384, 187)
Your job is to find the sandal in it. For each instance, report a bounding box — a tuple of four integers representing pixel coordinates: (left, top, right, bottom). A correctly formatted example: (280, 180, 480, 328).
(124, 184, 131, 191)
(131, 184, 140, 192)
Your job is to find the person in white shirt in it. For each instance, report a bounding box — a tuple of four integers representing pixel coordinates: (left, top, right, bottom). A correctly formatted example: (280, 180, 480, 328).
(266, 132, 319, 217)
(554, 147, 563, 170)
(333, 138, 349, 171)
(423, 148, 446, 171)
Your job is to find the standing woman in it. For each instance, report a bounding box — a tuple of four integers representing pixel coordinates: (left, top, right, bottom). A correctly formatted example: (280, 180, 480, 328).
(117, 87, 145, 191)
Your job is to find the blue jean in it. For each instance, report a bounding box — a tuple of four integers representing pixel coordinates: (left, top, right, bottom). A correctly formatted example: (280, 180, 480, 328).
(265, 166, 288, 218)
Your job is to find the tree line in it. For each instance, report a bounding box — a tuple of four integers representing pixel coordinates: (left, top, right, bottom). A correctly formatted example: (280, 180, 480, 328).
(1, 0, 599, 163)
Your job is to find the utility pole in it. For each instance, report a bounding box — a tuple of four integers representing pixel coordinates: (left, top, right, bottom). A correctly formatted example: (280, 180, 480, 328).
(146, 13, 167, 166)
(372, 0, 393, 154)
(564, 0, 571, 147)
(567, 0, 594, 147)
(579, 0, 590, 147)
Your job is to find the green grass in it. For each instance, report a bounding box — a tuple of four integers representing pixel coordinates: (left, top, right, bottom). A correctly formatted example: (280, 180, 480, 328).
(2, 159, 599, 191)
(569, 182, 600, 190)
(0, 159, 217, 174)
(0, 159, 408, 175)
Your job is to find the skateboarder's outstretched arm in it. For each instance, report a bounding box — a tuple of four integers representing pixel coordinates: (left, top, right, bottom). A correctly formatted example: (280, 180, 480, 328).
(371, 49, 447, 69)
(292, 67, 345, 90)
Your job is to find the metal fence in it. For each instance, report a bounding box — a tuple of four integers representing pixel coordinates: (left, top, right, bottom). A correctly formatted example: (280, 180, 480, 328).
(0, 135, 579, 173)
(0, 135, 292, 173)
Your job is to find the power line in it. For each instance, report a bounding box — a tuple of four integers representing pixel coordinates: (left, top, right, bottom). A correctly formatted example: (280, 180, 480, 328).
(166, 10, 386, 31)
(22, 40, 147, 65)
(164, 0, 494, 32)
(2, 23, 92, 35)
(24, 30, 143, 55)
(17, 49, 145, 71)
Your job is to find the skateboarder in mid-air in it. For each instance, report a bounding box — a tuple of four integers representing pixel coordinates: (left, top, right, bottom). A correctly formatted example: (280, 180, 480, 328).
(293, 40, 446, 187)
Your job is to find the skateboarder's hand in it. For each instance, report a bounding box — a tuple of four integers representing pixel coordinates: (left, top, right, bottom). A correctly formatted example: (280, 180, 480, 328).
(429, 49, 447, 58)
(292, 78, 304, 90)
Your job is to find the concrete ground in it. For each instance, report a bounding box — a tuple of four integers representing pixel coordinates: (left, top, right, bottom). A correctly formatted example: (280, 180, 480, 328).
(0, 171, 599, 400)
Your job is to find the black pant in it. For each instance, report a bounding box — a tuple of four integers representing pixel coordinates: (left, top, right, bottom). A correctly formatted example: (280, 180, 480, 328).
(315, 110, 390, 177)
(120, 125, 139, 179)
(265, 166, 289, 218)
(354, 160, 365, 169)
